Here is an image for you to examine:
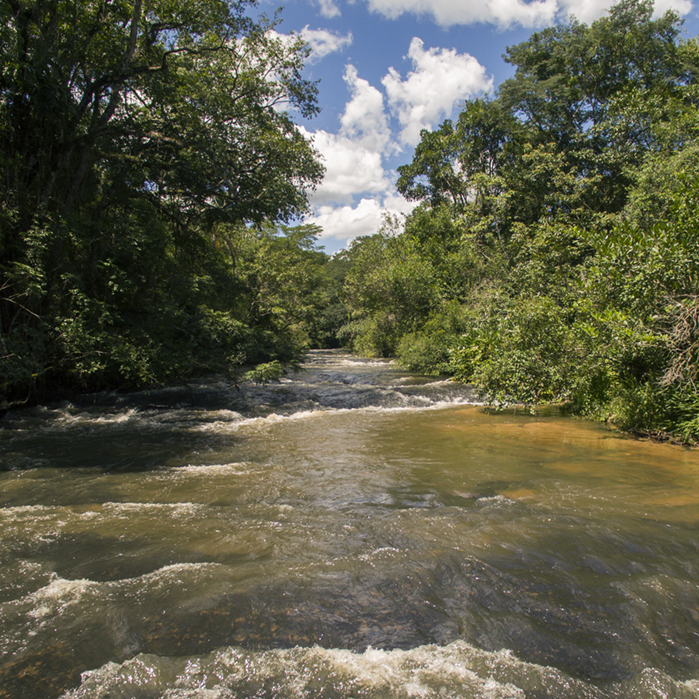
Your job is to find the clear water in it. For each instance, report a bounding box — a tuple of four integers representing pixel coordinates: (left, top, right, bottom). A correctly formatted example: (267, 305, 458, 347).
(1, 350, 699, 698)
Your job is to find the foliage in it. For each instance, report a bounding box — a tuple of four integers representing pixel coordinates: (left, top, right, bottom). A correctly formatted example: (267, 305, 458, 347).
(243, 360, 286, 384)
(397, 302, 470, 375)
(340, 216, 439, 356)
(454, 296, 579, 403)
(305, 251, 351, 349)
(0, 0, 325, 404)
(396, 0, 694, 238)
(339, 0, 699, 442)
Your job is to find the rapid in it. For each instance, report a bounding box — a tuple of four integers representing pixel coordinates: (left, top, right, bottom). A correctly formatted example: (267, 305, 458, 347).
(1, 350, 699, 698)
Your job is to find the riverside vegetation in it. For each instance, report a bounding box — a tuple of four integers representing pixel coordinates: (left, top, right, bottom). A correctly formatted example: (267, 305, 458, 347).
(0, 0, 327, 402)
(341, 0, 699, 444)
(3, 0, 699, 443)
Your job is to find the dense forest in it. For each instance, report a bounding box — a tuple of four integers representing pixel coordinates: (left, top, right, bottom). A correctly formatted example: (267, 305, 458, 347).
(0, 0, 327, 400)
(339, 0, 699, 443)
(3, 0, 699, 443)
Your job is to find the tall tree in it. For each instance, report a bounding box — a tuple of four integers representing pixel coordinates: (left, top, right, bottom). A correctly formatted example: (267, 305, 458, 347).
(397, 0, 696, 235)
(0, 0, 324, 401)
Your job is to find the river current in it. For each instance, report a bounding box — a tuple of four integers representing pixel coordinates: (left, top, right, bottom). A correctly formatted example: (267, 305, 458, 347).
(1, 350, 699, 698)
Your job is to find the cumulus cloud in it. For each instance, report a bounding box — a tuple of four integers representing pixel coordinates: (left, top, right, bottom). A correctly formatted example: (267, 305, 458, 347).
(308, 196, 417, 245)
(308, 198, 385, 243)
(560, 0, 692, 22)
(364, 0, 691, 28)
(300, 26, 353, 62)
(340, 65, 393, 154)
(382, 191, 420, 216)
(365, 0, 558, 28)
(315, 0, 342, 18)
(301, 41, 491, 246)
(651, 0, 693, 16)
(305, 129, 392, 206)
(382, 38, 493, 146)
(301, 65, 395, 206)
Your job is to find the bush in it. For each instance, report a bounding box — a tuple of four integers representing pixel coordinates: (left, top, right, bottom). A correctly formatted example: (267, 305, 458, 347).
(470, 296, 579, 403)
(397, 302, 469, 375)
(243, 360, 286, 384)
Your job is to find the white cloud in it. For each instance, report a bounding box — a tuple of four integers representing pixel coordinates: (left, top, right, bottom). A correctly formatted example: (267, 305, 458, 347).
(558, 0, 616, 22)
(307, 196, 417, 245)
(363, 0, 692, 28)
(650, 0, 693, 16)
(382, 191, 419, 216)
(300, 26, 353, 62)
(301, 64, 395, 206)
(316, 0, 342, 18)
(382, 38, 493, 146)
(308, 198, 385, 242)
(306, 129, 392, 205)
(340, 65, 393, 154)
(600, 0, 688, 21)
(560, 0, 692, 23)
(365, 0, 558, 28)
(301, 41, 489, 247)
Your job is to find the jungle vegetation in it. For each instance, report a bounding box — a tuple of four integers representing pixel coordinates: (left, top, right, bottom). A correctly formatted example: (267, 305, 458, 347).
(4, 0, 699, 444)
(339, 0, 699, 443)
(0, 0, 329, 403)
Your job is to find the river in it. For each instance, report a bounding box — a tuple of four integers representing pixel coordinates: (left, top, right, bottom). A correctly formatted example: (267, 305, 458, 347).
(1, 350, 699, 698)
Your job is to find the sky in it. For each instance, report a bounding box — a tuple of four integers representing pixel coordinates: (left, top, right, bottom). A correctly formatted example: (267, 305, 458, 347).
(257, 0, 699, 253)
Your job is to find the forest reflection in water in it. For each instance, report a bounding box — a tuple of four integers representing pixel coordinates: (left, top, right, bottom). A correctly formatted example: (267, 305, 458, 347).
(1, 351, 699, 699)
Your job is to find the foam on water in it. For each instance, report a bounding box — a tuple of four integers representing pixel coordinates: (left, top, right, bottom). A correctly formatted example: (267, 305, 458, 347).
(1, 574, 99, 656)
(101, 501, 207, 517)
(0, 353, 478, 458)
(3, 561, 227, 636)
(172, 463, 250, 476)
(58, 640, 699, 699)
(338, 358, 395, 367)
(192, 399, 479, 436)
(26, 576, 100, 620)
(0, 501, 212, 532)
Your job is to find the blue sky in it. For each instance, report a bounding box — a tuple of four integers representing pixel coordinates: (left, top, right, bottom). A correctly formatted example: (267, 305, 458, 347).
(258, 0, 699, 253)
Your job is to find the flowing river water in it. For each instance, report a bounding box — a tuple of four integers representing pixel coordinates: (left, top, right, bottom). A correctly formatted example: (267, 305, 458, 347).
(2, 350, 699, 699)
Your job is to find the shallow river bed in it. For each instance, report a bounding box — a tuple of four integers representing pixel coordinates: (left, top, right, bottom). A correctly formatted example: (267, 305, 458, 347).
(1, 351, 699, 698)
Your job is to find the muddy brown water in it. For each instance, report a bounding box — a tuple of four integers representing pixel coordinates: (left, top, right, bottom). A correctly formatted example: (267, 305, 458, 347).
(1, 351, 699, 698)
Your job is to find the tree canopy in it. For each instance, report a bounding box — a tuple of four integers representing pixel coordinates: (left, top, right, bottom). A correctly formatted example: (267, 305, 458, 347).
(342, 0, 699, 443)
(397, 0, 697, 235)
(0, 0, 326, 403)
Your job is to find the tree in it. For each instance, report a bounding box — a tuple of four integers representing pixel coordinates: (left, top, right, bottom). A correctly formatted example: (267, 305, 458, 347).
(0, 0, 324, 402)
(340, 217, 439, 356)
(396, 121, 467, 208)
(348, 0, 699, 441)
(398, 0, 696, 238)
(500, 0, 692, 219)
(1, 0, 321, 229)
